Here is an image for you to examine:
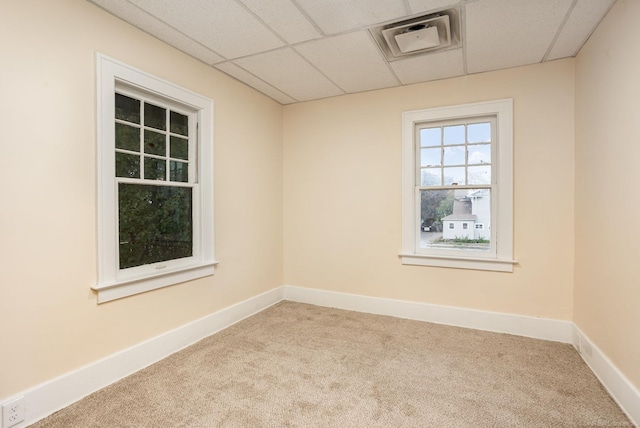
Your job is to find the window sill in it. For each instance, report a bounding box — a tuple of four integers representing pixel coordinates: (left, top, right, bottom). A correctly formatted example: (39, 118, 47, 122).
(92, 262, 219, 303)
(399, 253, 516, 272)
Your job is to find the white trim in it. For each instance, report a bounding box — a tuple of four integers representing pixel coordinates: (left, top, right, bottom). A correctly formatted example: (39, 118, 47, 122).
(93, 262, 220, 304)
(401, 99, 514, 272)
(4, 286, 638, 427)
(3, 287, 283, 427)
(283, 285, 573, 343)
(282, 286, 638, 426)
(95, 53, 216, 303)
(399, 253, 517, 272)
(573, 325, 640, 426)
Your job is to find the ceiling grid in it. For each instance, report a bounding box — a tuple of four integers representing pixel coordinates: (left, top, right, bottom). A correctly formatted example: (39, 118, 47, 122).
(89, 0, 618, 104)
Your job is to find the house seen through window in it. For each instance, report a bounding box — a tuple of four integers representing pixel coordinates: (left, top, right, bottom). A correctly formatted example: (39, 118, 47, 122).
(401, 99, 514, 272)
(418, 117, 494, 252)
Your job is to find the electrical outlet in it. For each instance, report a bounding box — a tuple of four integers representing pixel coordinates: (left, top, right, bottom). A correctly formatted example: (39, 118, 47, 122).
(2, 396, 25, 428)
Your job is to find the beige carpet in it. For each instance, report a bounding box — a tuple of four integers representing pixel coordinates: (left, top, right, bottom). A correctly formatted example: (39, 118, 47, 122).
(32, 302, 632, 427)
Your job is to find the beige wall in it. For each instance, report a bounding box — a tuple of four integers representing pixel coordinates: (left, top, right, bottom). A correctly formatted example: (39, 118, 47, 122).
(0, 0, 283, 398)
(5, 0, 637, 406)
(574, 0, 640, 390)
(283, 60, 575, 319)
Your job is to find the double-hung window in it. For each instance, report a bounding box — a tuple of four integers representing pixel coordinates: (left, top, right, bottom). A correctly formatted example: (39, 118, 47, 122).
(94, 55, 216, 303)
(401, 99, 515, 272)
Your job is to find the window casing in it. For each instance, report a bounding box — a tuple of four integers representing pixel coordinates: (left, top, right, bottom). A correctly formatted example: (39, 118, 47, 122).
(400, 99, 515, 272)
(94, 54, 216, 303)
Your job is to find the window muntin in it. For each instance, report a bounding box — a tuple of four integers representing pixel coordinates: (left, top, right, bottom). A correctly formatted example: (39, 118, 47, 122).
(401, 99, 514, 272)
(115, 92, 194, 184)
(95, 54, 215, 303)
(417, 116, 495, 255)
(113, 87, 199, 275)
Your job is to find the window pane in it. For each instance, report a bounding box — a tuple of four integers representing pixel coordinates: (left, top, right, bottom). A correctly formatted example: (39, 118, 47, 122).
(443, 146, 465, 166)
(144, 157, 166, 181)
(118, 184, 193, 269)
(170, 111, 189, 136)
(144, 130, 166, 156)
(468, 144, 491, 165)
(420, 147, 441, 167)
(115, 94, 140, 124)
(420, 127, 441, 147)
(468, 122, 491, 143)
(419, 188, 490, 250)
(116, 152, 140, 178)
(443, 167, 465, 185)
(419, 188, 451, 237)
(170, 136, 189, 160)
(443, 125, 465, 145)
(144, 103, 166, 130)
(115, 123, 140, 152)
(170, 161, 189, 182)
(468, 165, 491, 185)
(420, 168, 441, 186)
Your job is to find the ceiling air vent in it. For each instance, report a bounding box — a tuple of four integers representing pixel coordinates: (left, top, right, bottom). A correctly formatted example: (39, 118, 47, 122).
(370, 7, 461, 61)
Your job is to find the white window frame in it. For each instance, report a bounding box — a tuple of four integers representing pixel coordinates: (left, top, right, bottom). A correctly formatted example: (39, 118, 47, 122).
(400, 99, 515, 272)
(93, 54, 216, 303)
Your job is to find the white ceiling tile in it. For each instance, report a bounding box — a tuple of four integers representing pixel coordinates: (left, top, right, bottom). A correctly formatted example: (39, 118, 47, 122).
(156, 32, 225, 66)
(90, 0, 224, 64)
(547, 0, 616, 61)
(390, 48, 464, 85)
(90, 0, 617, 104)
(295, 32, 398, 93)
(237, 0, 322, 44)
(215, 62, 297, 104)
(234, 48, 344, 102)
(465, 0, 573, 74)
(295, 0, 408, 35)
(128, 0, 285, 59)
(408, 0, 461, 14)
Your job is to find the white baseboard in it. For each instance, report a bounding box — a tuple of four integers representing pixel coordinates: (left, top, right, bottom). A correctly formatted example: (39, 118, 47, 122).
(4, 285, 638, 427)
(573, 325, 640, 426)
(3, 287, 284, 427)
(283, 285, 574, 343)
(283, 285, 638, 427)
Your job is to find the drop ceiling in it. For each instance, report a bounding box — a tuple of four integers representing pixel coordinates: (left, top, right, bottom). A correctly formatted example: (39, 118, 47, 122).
(88, 0, 616, 105)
